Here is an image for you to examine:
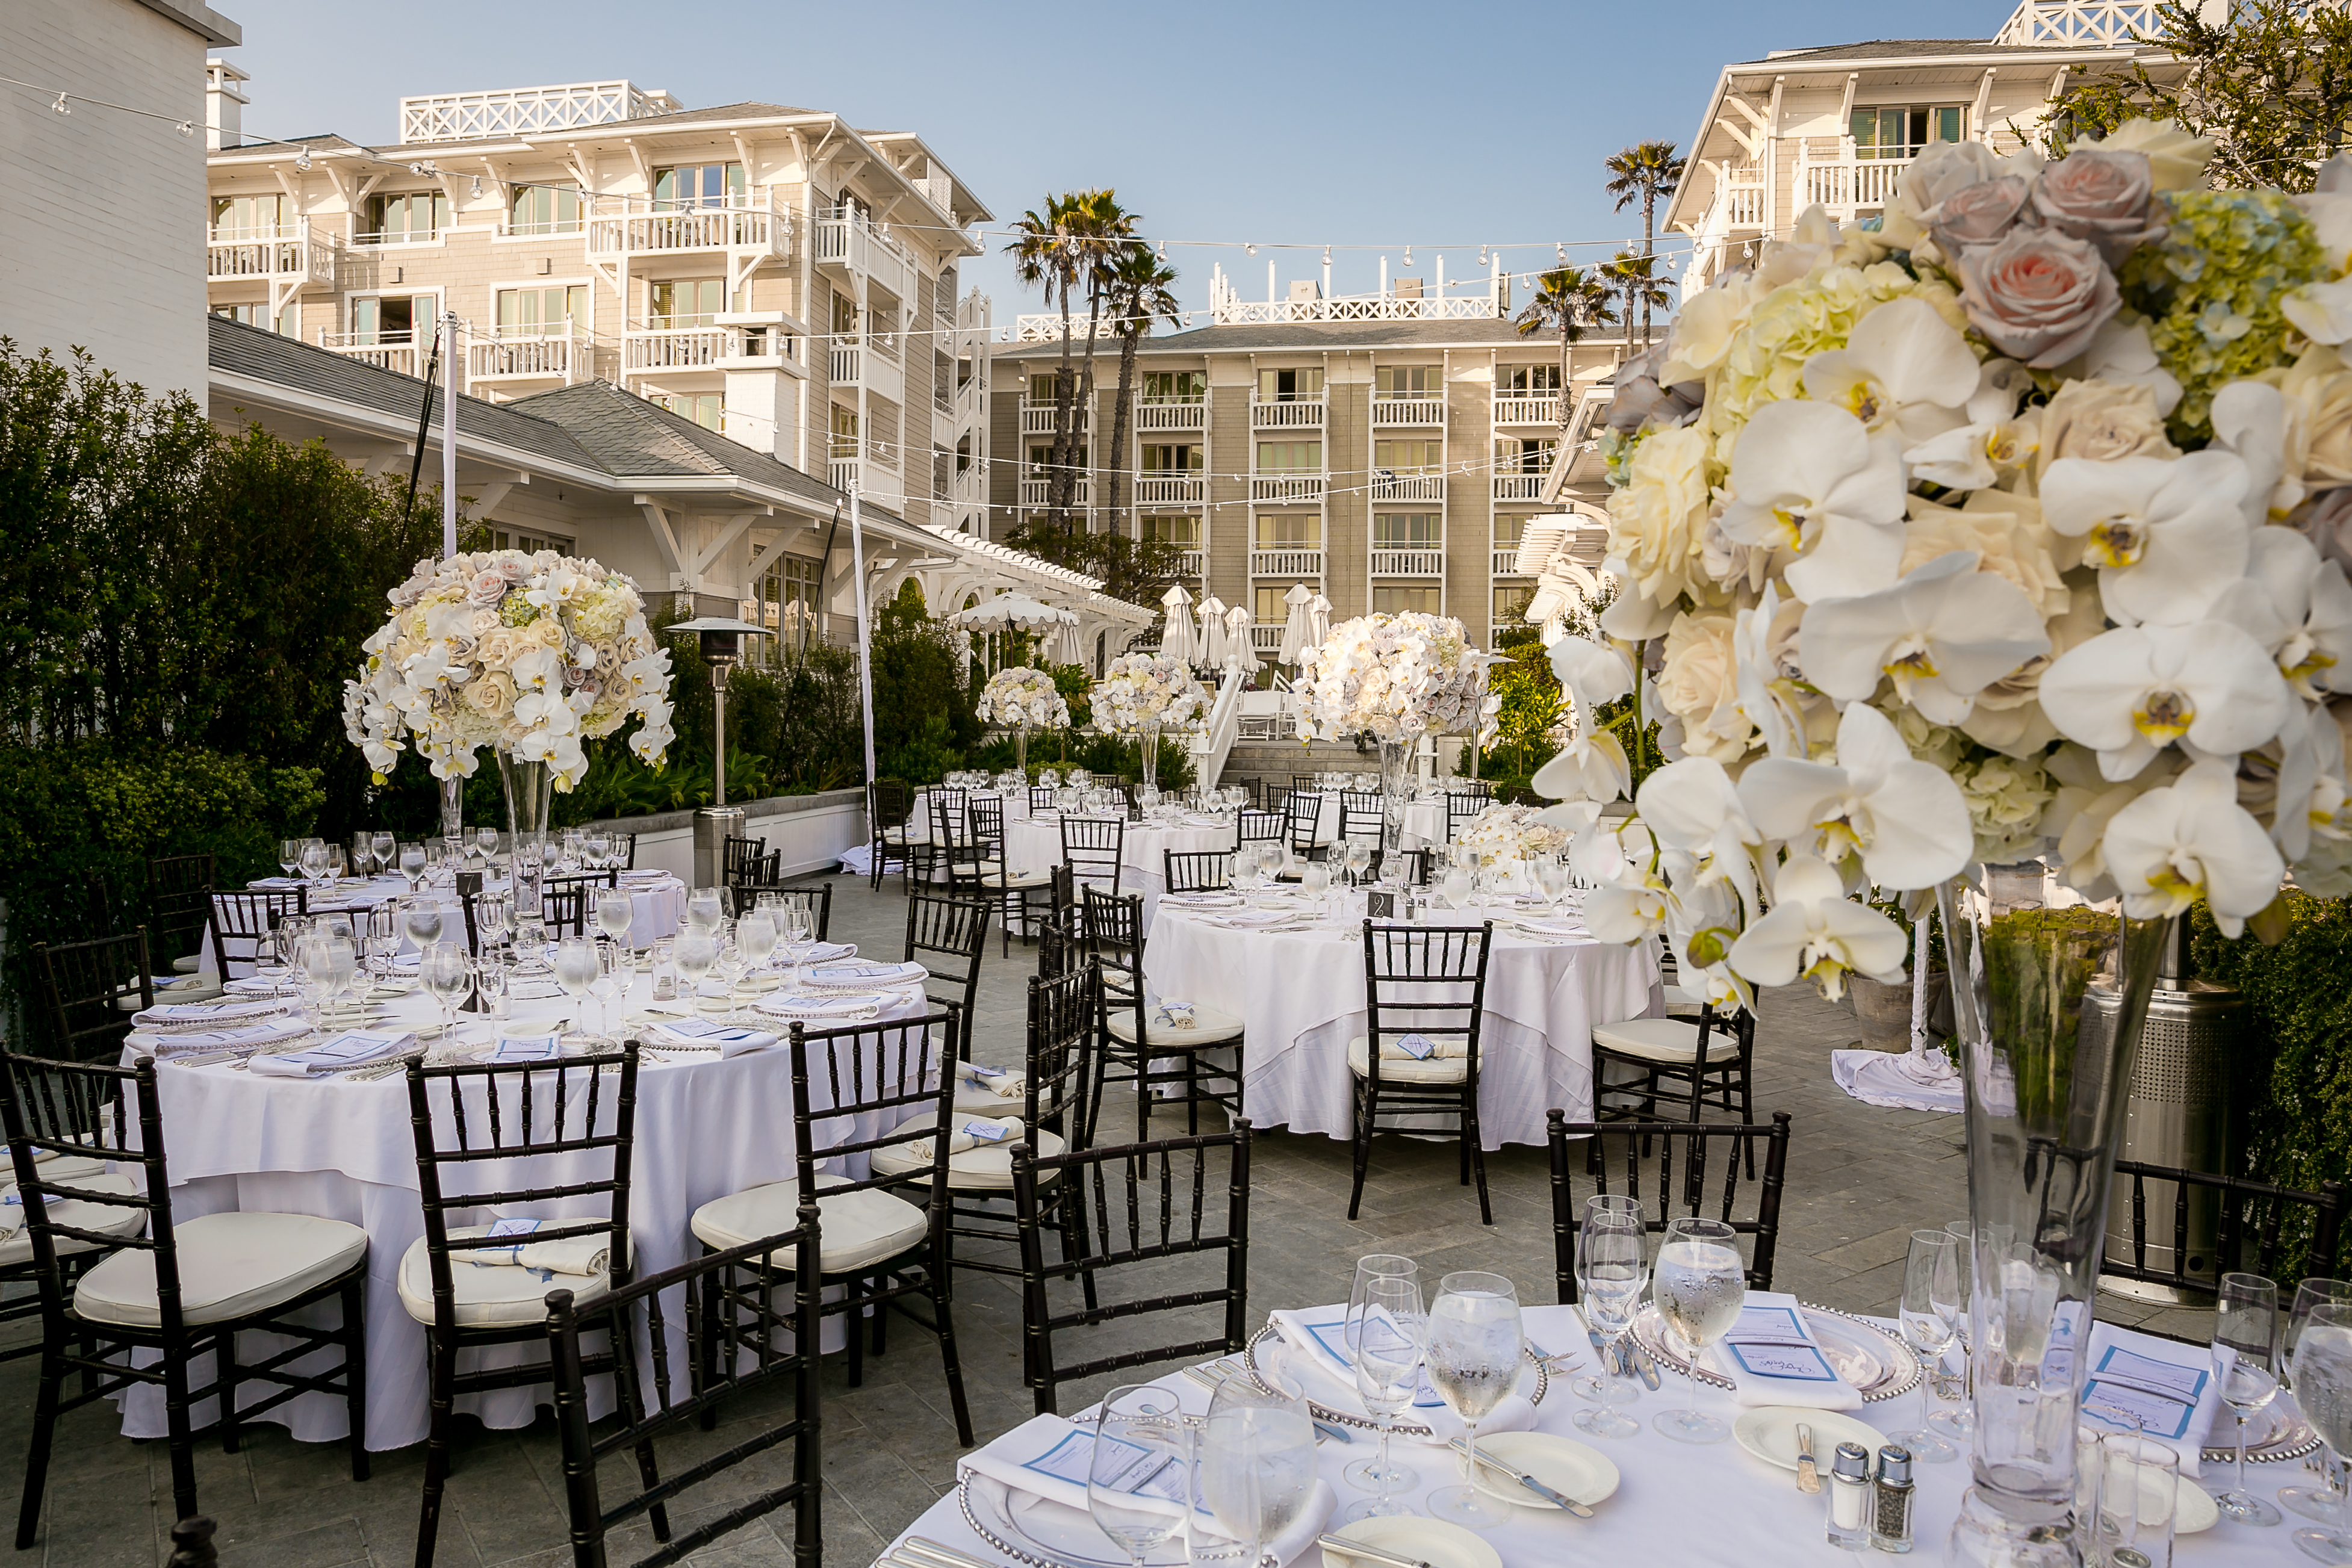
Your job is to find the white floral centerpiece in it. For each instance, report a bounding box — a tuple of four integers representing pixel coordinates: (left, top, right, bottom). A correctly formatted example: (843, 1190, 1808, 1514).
(1454, 801, 1571, 869)
(1294, 611, 1494, 744)
(343, 548, 675, 790)
(975, 666, 1072, 731)
(1092, 653, 1206, 735)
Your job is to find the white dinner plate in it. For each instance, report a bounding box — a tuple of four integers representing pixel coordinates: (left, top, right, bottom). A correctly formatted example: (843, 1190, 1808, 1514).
(1732, 1406, 1888, 1473)
(1466, 1431, 1620, 1511)
(958, 1473, 1247, 1568)
(1321, 1515, 1499, 1568)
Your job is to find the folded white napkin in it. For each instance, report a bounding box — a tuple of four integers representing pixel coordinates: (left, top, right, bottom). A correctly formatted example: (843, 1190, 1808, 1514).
(2079, 1319, 2226, 1478)
(1268, 1306, 1539, 1446)
(486, 1033, 563, 1063)
(790, 941, 858, 964)
(1210, 910, 1293, 928)
(0, 1174, 138, 1242)
(961, 1412, 1336, 1565)
(463, 1216, 609, 1276)
(895, 1113, 1023, 1162)
(1374, 1031, 1465, 1061)
(140, 1020, 309, 1055)
(754, 992, 887, 1021)
(1155, 1002, 1197, 1029)
(248, 876, 305, 889)
(958, 1061, 1028, 1098)
(1699, 1292, 1864, 1412)
(248, 1029, 414, 1078)
(804, 960, 928, 990)
(134, 997, 290, 1028)
(648, 1018, 779, 1057)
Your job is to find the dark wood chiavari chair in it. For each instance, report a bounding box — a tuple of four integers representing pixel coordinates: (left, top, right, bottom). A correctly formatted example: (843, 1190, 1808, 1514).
(1082, 887, 1243, 1145)
(1163, 849, 1233, 894)
(867, 779, 916, 890)
(1444, 790, 1486, 843)
(207, 888, 307, 979)
(144, 853, 215, 976)
(906, 891, 992, 1064)
(33, 929, 153, 1062)
(1548, 1112, 1792, 1302)
(1350, 922, 1497, 1224)
(1589, 1002, 1758, 1144)
(2101, 1162, 2351, 1306)
(1061, 813, 1128, 895)
(1283, 792, 1327, 863)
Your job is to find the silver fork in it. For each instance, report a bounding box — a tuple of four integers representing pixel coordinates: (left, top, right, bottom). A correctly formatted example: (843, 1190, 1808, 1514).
(886, 1539, 998, 1568)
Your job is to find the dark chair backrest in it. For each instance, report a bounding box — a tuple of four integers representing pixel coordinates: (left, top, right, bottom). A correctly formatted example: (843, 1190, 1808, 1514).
(1547, 1111, 1792, 1303)
(928, 793, 972, 856)
(722, 834, 770, 886)
(34, 929, 152, 1062)
(1283, 793, 1324, 855)
(1013, 1124, 1253, 1415)
(2102, 1159, 2351, 1297)
(542, 884, 590, 938)
(1336, 790, 1382, 845)
(544, 1209, 822, 1568)
(905, 893, 990, 1060)
(1029, 786, 1058, 815)
(144, 854, 214, 966)
(971, 795, 1008, 847)
(610, 831, 638, 871)
(1060, 814, 1126, 893)
(1162, 849, 1232, 894)
(1236, 809, 1283, 849)
(1080, 886, 1144, 968)
(785, 1009, 958, 1219)
(1361, 922, 1492, 1092)
(869, 779, 911, 835)
(1017, 964, 1094, 1145)
(0, 1053, 180, 1332)
(1445, 791, 1486, 841)
(1291, 775, 1319, 796)
(209, 888, 306, 979)
(1036, 910, 1079, 982)
(403, 1046, 642, 1336)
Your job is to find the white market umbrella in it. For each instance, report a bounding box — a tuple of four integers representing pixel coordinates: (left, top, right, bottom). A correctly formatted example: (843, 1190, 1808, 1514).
(1161, 584, 1197, 667)
(1224, 603, 1261, 672)
(1305, 591, 1332, 649)
(951, 591, 1055, 629)
(1276, 582, 1315, 665)
(1196, 593, 1230, 670)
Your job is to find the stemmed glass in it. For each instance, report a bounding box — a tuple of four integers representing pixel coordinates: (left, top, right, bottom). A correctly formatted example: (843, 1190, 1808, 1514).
(1343, 840, 1373, 888)
(279, 838, 304, 879)
(779, 896, 813, 990)
(1930, 1219, 1978, 1437)
(1572, 1194, 1649, 1439)
(299, 838, 330, 896)
(325, 841, 347, 881)
(1439, 857, 1474, 912)
(2292, 1301, 2352, 1566)
(686, 886, 726, 934)
(1652, 1214, 1746, 1445)
(1342, 1256, 1421, 1498)
(420, 941, 471, 1040)
(1424, 1269, 1522, 1528)
(1344, 1269, 1426, 1520)
(349, 834, 374, 880)
(553, 935, 603, 1047)
(477, 892, 513, 965)
(1088, 1384, 1192, 1568)
(402, 896, 444, 959)
(2285, 1281, 2352, 1523)
(398, 842, 427, 892)
(2215, 1271, 2285, 1526)
(362, 905, 402, 988)
(1200, 1372, 1318, 1568)
(594, 888, 634, 969)
(737, 906, 780, 991)
(313, 923, 358, 1024)
(1300, 861, 1330, 922)
(1888, 1229, 1961, 1463)
(369, 831, 396, 879)
(1255, 842, 1285, 890)
(675, 928, 719, 1014)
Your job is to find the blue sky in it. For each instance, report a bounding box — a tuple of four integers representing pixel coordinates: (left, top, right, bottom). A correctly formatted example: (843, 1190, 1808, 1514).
(216, 0, 2023, 320)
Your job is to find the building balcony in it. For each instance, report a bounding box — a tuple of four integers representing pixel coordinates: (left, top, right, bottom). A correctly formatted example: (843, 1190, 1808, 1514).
(624, 325, 748, 374)
(831, 456, 861, 494)
(1250, 474, 1326, 504)
(320, 333, 420, 377)
(1250, 548, 1324, 578)
(585, 192, 791, 261)
(1250, 397, 1324, 430)
(1135, 475, 1205, 506)
(1173, 548, 1204, 578)
(1492, 474, 1544, 503)
(1252, 624, 1285, 654)
(1371, 396, 1444, 426)
(1371, 548, 1445, 577)
(206, 220, 336, 289)
(1492, 549, 1527, 578)
(1370, 472, 1444, 503)
(1019, 476, 1092, 508)
(468, 332, 584, 385)
(813, 205, 914, 305)
(1137, 399, 1207, 433)
(1011, 313, 1122, 342)
(1019, 397, 1088, 437)
(830, 344, 860, 385)
(1801, 155, 1907, 215)
(1493, 394, 1560, 426)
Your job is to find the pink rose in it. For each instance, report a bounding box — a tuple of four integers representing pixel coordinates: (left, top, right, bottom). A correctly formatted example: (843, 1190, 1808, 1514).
(1955, 227, 2121, 368)
(1927, 176, 2032, 251)
(2301, 485, 2352, 572)
(496, 556, 531, 583)
(2030, 149, 2164, 264)
(467, 570, 508, 608)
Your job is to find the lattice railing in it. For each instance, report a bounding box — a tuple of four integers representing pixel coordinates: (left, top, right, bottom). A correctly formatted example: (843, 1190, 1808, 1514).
(399, 81, 669, 143)
(1993, 0, 2161, 44)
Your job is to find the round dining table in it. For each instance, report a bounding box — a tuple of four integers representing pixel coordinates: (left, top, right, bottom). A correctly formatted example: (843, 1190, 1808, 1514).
(1140, 893, 1660, 1147)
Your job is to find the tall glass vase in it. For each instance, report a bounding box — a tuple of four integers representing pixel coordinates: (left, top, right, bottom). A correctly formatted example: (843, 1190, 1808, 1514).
(1377, 739, 1413, 857)
(1937, 860, 2171, 1566)
(496, 751, 554, 974)
(1013, 724, 1029, 778)
(1138, 720, 1161, 795)
(438, 774, 465, 844)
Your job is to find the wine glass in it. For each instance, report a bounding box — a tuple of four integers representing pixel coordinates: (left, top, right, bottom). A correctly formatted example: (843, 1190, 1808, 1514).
(402, 896, 444, 956)
(348, 834, 374, 880)
(2284, 1280, 2352, 1523)
(474, 827, 500, 869)
(1200, 1374, 1318, 1568)
(553, 935, 603, 1047)
(1424, 1269, 1522, 1528)
(1439, 858, 1473, 912)
(1344, 840, 1373, 888)
(685, 886, 726, 934)
(1930, 1219, 1978, 1438)
(477, 891, 514, 963)
(2291, 1301, 2352, 1565)
(1344, 1268, 1426, 1520)
(362, 905, 402, 986)
(420, 941, 471, 1040)
(313, 923, 358, 1023)
(397, 842, 427, 891)
(299, 838, 330, 893)
(1652, 1215, 1746, 1444)
(278, 838, 303, 879)
(1533, 858, 1571, 911)
(325, 841, 347, 881)
(2214, 1271, 2284, 1526)
(675, 928, 719, 1014)
(368, 831, 395, 879)
(737, 906, 780, 987)
(1300, 861, 1330, 920)
(1342, 1256, 1420, 1489)
(1888, 1229, 1960, 1463)
(1087, 1384, 1192, 1568)
(1572, 1194, 1648, 1439)
(1255, 841, 1286, 888)
(288, 931, 328, 1033)
(594, 888, 634, 964)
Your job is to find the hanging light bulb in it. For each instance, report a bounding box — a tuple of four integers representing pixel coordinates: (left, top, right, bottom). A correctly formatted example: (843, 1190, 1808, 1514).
(1402, 246, 1412, 266)
(1322, 245, 1331, 265)
(1556, 243, 1566, 263)
(408, 162, 427, 176)
(176, 120, 196, 137)
(1246, 243, 1256, 256)
(1479, 244, 1489, 267)
(295, 147, 311, 172)
(1156, 240, 1167, 261)
(51, 93, 70, 115)
(470, 175, 483, 198)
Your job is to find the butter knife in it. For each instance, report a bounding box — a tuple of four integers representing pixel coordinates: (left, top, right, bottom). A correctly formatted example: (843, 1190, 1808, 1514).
(1795, 1422, 1822, 1494)
(1448, 1439, 1594, 1518)
(1578, 1314, 1625, 1380)
(1316, 1534, 1432, 1568)
(1625, 1334, 1663, 1390)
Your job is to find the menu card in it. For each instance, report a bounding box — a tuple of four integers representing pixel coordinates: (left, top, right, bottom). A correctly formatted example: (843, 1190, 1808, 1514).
(1721, 1303, 1840, 1384)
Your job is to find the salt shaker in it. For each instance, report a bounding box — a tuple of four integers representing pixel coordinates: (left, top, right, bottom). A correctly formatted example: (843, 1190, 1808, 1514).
(650, 936, 677, 1002)
(1826, 1441, 1874, 1551)
(1872, 1444, 1915, 1554)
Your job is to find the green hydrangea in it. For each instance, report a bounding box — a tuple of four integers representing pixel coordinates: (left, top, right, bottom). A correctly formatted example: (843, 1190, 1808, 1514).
(497, 589, 539, 627)
(2123, 190, 2323, 442)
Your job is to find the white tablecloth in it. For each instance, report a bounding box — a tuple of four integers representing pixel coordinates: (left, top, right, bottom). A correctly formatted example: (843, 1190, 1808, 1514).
(1140, 901, 1658, 1148)
(1008, 814, 1239, 929)
(212, 875, 687, 979)
(880, 1307, 2269, 1568)
(117, 967, 923, 1450)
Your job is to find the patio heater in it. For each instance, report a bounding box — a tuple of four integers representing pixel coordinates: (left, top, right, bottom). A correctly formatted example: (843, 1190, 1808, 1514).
(672, 616, 773, 888)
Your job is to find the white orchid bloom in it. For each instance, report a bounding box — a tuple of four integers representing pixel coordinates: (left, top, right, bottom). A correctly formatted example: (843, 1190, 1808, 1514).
(1661, 878, 1755, 1015)
(1733, 585, 1808, 760)
(1737, 702, 1976, 890)
(1533, 636, 1636, 806)
(1801, 297, 1980, 447)
(2267, 699, 2350, 863)
(2211, 380, 2303, 523)
(509, 645, 565, 693)
(2037, 619, 2296, 780)
(2040, 450, 2251, 625)
(2098, 760, 2285, 936)
(402, 644, 453, 690)
(1718, 400, 1910, 603)
(2076, 317, 2183, 417)
(2283, 276, 2352, 346)
(1796, 551, 2052, 725)
(1636, 757, 1763, 918)
(1727, 853, 1908, 1002)
(2211, 526, 2352, 698)
(1572, 816, 1671, 943)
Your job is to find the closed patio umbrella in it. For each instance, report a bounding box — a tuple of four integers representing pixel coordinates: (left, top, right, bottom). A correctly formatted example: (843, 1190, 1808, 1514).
(1196, 592, 1229, 669)
(1224, 602, 1261, 672)
(1305, 590, 1332, 649)
(1160, 584, 1197, 668)
(1276, 582, 1315, 665)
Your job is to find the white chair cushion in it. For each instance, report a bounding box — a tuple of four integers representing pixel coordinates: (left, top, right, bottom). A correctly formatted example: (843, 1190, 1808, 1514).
(1103, 1002, 1244, 1048)
(1346, 1036, 1470, 1085)
(171, 955, 202, 975)
(953, 1077, 1027, 1115)
(396, 1221, 619, 1330)
(1592, 1015, 1742, 1064)
(0, 1174, 146, 1269)
(869, 1113, 1064, 1194)
(995, 868, 1056, 889)
(117, 979, 225, 1012)
(77, 1210, 367, 1327)
(1661, 982, 1706, 1016)
(690, 1173, 926, 1275)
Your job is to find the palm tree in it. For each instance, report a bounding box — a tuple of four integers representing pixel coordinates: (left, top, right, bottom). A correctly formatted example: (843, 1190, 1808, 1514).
(1603, 140, 1687, 346)
(1513, 266, 1618, 432)
(1005, 195, 1087, 529)
(1599, 251, 1672, 358)
(1057, 191, 1137, 527)
(1004, 191, 1135, 531)
(1099, 243, 1182, 538)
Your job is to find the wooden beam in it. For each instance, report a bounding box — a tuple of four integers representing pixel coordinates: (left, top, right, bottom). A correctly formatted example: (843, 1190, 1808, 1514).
(689, 512, 759, 578)
(635, 498, 684, 575)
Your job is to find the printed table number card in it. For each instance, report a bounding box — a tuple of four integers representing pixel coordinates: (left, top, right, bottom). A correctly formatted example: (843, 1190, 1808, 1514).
(1022, 1430, 1190, 1502)
(1722, 1304, 1840, 1382)
(2080, 1346, 2210, 1441)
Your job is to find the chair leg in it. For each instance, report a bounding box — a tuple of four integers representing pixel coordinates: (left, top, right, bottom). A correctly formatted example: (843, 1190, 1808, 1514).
(1185, 1053, 1201, 1136)
(846, 1286, 866, 1388)
(163, 1348, 200, 1528)
(14, 1343, 63, 1549)
(697, 1251, 722, 1433)
(1468, 1099, 1494, 1227)
(219, 1325, 241, 1453)
(342, 1278, 370, 1482)
(607, 1307, 670, 1544)
(415, 1333, 459, 1568)
(929, 1271, 976, 1448)
(1347, 1083, 1374, 1221)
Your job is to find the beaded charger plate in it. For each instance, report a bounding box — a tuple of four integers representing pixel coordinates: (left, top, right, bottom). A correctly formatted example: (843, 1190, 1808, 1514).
(2199, 1396, 2321, 1465)
(1240, 1324, 1551, 1435)
(958, 1471, 1250, 1568)
(1626, 1302, 1923, 1403)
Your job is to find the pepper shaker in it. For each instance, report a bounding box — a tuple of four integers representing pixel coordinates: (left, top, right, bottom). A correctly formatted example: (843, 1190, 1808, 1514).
(1872, 1444, 1916, 1554)
(1826, 1441, 1874, 1551)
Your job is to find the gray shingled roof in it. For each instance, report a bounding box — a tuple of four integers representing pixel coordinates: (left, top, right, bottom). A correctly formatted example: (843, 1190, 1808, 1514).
(997, 318, 1601, 358)
(1740, 38, 2112, 64)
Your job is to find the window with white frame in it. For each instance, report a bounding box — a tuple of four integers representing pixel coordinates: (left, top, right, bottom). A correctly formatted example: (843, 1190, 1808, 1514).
(1493, 437, 1557, 476)
(650, 279, 725, 329)
(1375, 365, 1440, 396)
(1254, 513, 1320, 548)
(1851, 105, 1964, 160)
(496, 285, 587, 336)
(1498, 364, 1562, 393)
(1256, 367, 1324, 401)
(1374, 513, 1442, 549)
(1374, 586, 1442, 614)
(651, 162, 745, 209)
(211, 300, 297, 336)
(651, 392, 722, 430)
(210, 193, 289, 240)
(350, 293, 438, 345)
(361, 191, 448, 244)
(1374, 439, 1441, 476)
(1143, 370, 1206, 403)
(1255, 440, 1322, 473)
(1140, 443, 1203, 473)
(509, 184, 582, 235)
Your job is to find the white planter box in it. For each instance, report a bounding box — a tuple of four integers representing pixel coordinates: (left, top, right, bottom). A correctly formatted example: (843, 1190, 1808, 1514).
(582, 788, 864, 883)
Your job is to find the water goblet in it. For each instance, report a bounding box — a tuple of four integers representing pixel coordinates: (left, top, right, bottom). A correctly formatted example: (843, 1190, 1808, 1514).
(1425, 1269, 1522, 1527)
(474, 827, 500, 869)
(1888, 1229, 1961, 1462)
(737, 908, 780, 991)
(1300, 861, 1331, 920)
(2291, 1301, 2352, 1566)
(1343, 1267, 1426, 1520)
(594, 887, 633, 962)
(348, 834, 374, 879)
(1652, 1215, 1745, 1444)
(477, 891, 514, 962)
(2283, 1280, 2352, 1523)
(299, 838, 329, 891)
(398, 841, 427, 892)
(314, 923, 359, 1023)
(1344, 840, 1373, 887)
(1572, 1194, 1649, 1438)
(674, 928, 719, 1014)
(1439, 860, 1473, 912)
(368, 831, 395, 879)
(1929, 1219, 1978, 1438)
(420, 941, 471, 1040)
(1201, 1371, 1317, 1568)
(278, 838, 304, 879)
(553, 935, 603, 1047)
(1087, 1384, 1193, 1568)
(685, 886, 726, 934)
(2214, 1271, 2284, 1526)
(324, 842, 347, 881)
(402, 896, 444, 955)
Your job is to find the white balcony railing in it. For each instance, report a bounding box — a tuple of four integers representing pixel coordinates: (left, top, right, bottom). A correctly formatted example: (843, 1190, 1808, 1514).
(1371, 548, 1445, 577)
(1019, 476, 1093, 507)
(624, 326, 741, 372)
(1250, 398, 1324, 430)
(1492, 474, 1544, 502)
(399, 79, 674, 143)
(1370, 473, 1444, 503)
(1137, 400, 1208, 432)
(586, 191, 791, 261)
(205, 220, 336, 287)
(831, 456, 861, 494)
(1250, 548, 1324, 579)
(1134, 476, 1205, 505)
(1173, 548, 1205, 578)
(1802, 157, 1906, 212)
(813, 205, 915, 305)
(1371, 396, 1444, 426)
(1250, 474, 1326, 504)
(320, 335, 420, 377)
(1252, 624, 1285, 653)
(1493, 395, 1560, 425)
(830, 344, 860, 385)
(1019, 397, 1088, 437)
(1724, 181, 1767, 228)
(468, 333, 582, 382)
(1492, 549, 1527, 578)
(1011, 314, 1124, 342)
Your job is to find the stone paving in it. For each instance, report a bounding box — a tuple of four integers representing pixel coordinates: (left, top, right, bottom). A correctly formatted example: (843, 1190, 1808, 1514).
(1, 872, 2212, 1566)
